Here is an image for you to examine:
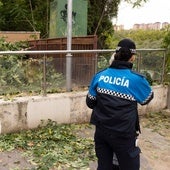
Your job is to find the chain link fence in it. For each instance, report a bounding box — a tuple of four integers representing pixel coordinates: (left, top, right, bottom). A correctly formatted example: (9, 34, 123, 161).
(0, 49, 168, 97)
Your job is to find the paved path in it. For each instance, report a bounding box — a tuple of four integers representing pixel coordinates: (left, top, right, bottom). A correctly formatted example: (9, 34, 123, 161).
(88, 127, 170, 170)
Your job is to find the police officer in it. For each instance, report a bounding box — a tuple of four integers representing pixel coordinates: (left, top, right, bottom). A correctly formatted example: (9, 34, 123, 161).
(86, 38, 154, 170)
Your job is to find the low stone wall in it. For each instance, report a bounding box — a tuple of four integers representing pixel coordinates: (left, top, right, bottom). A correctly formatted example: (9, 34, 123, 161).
(0, 31, 40, 42)
(0, 85, 169, 134)
(138, 85, 169, 114)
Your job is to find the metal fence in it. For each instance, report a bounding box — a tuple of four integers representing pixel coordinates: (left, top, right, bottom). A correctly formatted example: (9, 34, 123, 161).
(0, 49, 168, 97)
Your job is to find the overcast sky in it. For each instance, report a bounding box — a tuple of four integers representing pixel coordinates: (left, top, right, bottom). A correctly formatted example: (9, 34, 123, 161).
(112, 0, 170, 29)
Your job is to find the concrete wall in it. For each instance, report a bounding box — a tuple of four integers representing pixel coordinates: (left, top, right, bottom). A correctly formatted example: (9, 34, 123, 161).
(138, 85, 169, 114)
(167, 85, 170, 109)
(0, 85, 169, 134)
(0, 31, 40, 42)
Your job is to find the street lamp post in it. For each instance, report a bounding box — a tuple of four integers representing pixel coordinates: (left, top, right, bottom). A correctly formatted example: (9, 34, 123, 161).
(66, 0, 73, 92)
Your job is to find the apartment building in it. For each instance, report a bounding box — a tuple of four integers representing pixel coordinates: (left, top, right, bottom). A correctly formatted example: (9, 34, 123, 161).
(114, 22, 169, 30)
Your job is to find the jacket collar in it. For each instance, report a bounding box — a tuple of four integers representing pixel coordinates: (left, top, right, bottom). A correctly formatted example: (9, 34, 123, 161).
(109, 60, 133, 69)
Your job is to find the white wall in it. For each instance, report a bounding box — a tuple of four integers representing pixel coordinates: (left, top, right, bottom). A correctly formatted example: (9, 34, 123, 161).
(0, 85, 169, 134)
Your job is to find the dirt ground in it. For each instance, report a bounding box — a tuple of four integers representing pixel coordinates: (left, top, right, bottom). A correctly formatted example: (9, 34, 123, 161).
(89, 123, 170, 170)
(138, 127, 170, 170)
(0, 114, 169, 170)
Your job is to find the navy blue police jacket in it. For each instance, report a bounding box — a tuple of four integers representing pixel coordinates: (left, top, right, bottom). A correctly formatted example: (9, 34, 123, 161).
(86, 60, 154, 138)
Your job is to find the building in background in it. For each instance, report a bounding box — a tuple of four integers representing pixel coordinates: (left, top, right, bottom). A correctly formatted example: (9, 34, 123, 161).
(114, 22, 169, 31)
(113, 24, 124, 31)
(133, 22, 161, 30)
(162, 22, 169, 29)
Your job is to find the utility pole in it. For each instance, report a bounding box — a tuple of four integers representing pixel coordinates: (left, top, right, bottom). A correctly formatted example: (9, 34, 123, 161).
(66, 0, 73, 91)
